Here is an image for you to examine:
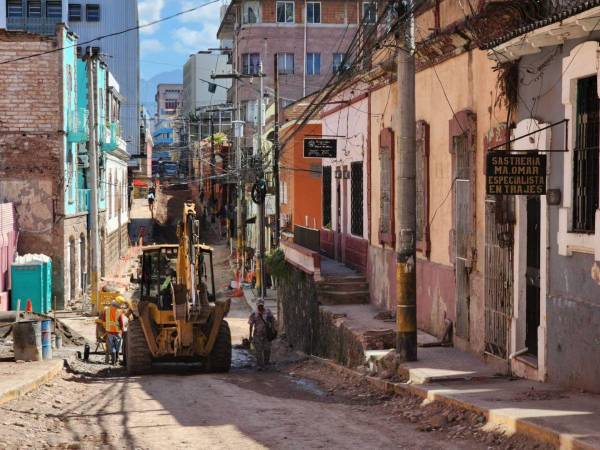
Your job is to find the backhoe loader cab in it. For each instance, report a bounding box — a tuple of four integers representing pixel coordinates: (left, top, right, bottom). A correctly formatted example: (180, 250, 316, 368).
(126, 201, 232, 375)
(139, 244, 216, 306)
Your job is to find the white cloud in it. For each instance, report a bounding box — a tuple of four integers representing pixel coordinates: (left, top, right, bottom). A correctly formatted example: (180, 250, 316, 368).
(138, 0, 166, 35)
(141, 39, 166, 54)
(178, 0, 223, 24)
(173, 25, 219, 54)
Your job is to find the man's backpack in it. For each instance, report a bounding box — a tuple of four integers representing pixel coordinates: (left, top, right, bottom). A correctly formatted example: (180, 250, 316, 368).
(260, 314, 278, 341)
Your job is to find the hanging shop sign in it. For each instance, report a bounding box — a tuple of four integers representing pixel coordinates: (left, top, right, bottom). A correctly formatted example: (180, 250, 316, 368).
(303, 138, 337, 158)
(486, 152, 546, 195)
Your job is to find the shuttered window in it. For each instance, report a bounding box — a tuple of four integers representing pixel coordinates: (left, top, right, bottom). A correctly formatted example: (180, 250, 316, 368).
(379, 128, 394, 244)
(416, 121, 430, 255)
(322, 166, 332, 228)
(351, 162, 363, 236)
(46, 1, 62, 17)
(7, 0, 23, 17)
(572, 75, 599, 233)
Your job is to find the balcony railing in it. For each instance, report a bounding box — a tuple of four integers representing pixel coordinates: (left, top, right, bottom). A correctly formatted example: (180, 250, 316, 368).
(6, 16, 62, 36)
(76, 189, 90, 213)
(67, 108, 89, 143)
(101, 121, 120, 152)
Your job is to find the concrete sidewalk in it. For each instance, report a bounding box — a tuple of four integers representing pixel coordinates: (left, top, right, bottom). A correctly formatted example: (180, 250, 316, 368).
(322, 355, 600, 449)
(312, 302, 600, 448)
(0, 359, 65, 405)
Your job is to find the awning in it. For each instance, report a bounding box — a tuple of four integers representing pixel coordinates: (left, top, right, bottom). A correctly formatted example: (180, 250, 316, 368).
(133, 180, 148, 187)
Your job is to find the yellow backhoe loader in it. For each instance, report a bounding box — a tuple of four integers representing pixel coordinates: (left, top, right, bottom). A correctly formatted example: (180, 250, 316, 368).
(126, 201, 232, 374)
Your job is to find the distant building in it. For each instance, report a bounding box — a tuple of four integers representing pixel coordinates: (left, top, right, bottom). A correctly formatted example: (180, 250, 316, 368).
(0, 0, 141, 160)
(217, 0, 357, 147)
(182, 51, 231, 117)
(155, 83, 183, 122)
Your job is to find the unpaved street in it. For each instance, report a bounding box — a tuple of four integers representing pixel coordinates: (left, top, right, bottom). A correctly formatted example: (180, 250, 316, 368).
(0, 241, 550, 449)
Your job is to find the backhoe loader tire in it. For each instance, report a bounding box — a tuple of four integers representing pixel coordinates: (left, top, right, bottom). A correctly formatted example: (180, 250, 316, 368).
(205, 321, 232, 373)
(126, 320, 153, 375)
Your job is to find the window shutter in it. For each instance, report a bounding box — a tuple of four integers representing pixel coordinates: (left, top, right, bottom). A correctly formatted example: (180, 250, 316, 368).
(416, 121, 430, 257)
(379, 127, 394, 245)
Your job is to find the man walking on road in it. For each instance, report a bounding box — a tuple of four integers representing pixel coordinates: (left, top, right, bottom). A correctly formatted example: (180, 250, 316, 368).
(248, 300, 275, 370)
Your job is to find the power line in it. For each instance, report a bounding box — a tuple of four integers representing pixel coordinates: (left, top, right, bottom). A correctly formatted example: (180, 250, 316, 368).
(0, 0, 221, 65)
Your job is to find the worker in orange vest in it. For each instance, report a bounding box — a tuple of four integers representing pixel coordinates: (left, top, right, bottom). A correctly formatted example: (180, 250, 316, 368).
(101, 299, 125, 365)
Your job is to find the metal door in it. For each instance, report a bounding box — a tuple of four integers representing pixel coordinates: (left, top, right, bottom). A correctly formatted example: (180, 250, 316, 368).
(453, 134, 472, 340)
(484, 197, 513, 359)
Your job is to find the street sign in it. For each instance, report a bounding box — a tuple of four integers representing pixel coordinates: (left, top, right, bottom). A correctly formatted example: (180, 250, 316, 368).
(486, 151, 546, 195)
(304, 138, 337, 158)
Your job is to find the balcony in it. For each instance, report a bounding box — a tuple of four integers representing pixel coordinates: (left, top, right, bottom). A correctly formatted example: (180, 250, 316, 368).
(7, 16, 62, 36)
(101, 122, 119, 152)
(76, 189, 90, 214)
(67, 108, 89, 143)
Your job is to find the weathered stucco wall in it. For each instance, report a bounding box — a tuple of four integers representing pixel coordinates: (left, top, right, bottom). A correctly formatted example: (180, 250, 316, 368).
(518, 36, 600, 393)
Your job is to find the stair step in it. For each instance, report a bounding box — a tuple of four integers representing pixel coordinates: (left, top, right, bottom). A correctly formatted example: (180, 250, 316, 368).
(318, 290, 370, 305)
(317, 282, 369, 292)
(321, 275, 366, 283)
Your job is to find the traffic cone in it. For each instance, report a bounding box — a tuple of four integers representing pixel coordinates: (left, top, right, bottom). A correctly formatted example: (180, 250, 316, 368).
(232, 270, 243, 297)
(25, 299, 32, 313)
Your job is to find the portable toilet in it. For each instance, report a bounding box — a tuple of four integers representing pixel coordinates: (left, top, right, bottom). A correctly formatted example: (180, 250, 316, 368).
(11, 261, 45, 313)
(25, 254, 52, 312)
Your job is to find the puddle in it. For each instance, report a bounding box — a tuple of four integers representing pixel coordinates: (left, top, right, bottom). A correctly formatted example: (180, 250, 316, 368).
(232, 348, 254, 370)
(286, 376, 327, 397)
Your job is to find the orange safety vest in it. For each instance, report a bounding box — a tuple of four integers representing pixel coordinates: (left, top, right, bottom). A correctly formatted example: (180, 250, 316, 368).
(104, 306, 121, 334)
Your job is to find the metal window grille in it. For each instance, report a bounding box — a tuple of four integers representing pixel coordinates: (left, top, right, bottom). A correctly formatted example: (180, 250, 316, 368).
(86, 4, 99, 21)
(484, 197, 513, 359)
(7, 0, 23, 17)
(572, 75, 599, 233)
(323, 166, 332, 228)
(351, 162, 363, 237)
(46, 1, 62, 17)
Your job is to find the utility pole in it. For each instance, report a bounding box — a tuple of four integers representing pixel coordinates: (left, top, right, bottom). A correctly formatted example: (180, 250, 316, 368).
(273, 53, 281, 248)
(209, 114, 215, 207)
(395, 0, 417, 361)
(256, 62, 266, 299)
(86, 50, 101, 313)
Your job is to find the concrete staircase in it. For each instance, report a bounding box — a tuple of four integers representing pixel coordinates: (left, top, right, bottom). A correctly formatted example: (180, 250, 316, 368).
(316, 275, 370, 305)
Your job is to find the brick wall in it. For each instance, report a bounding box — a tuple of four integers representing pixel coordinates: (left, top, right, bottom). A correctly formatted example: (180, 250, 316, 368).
(0, 29, 67, 307)
(260, 0, 358, 24)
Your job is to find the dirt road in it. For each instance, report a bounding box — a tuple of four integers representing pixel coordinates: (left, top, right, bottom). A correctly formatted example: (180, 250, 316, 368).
(0, 295, 548, 449)
(0, 237, 550, 449)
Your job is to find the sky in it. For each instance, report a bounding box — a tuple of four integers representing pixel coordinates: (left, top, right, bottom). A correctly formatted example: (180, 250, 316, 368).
(138, 0, 223, 80)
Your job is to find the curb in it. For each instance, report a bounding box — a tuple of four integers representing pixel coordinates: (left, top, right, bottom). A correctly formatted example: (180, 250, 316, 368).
(0, 359, 64, 406)
(310, 355, 598, 450)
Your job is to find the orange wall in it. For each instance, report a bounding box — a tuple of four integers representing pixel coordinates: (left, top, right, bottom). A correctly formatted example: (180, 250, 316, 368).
(280, 122, 323, 231)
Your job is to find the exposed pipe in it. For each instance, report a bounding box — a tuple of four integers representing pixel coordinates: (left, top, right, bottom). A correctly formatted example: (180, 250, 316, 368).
(509, 347, 529, 360)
